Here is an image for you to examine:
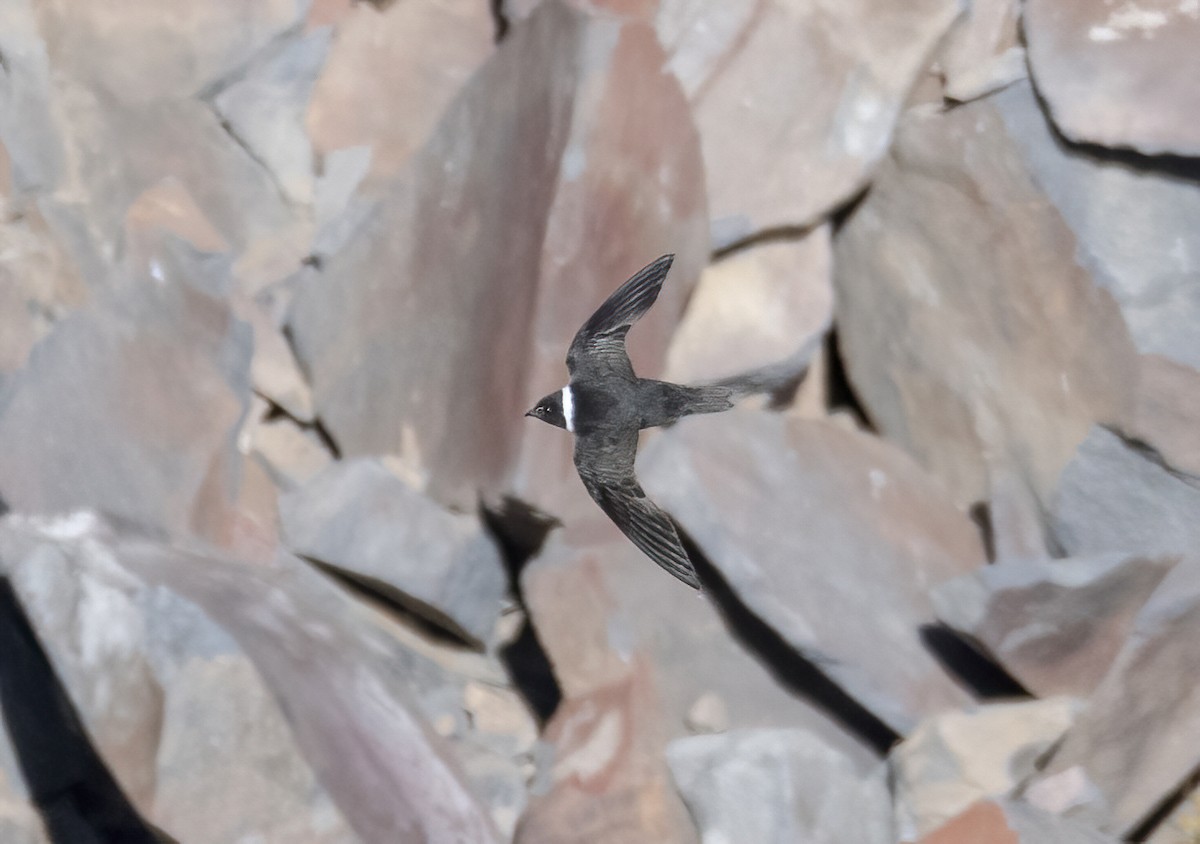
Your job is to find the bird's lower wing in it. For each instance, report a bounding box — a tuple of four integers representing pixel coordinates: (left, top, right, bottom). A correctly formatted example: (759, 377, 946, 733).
(574, 431, 701, 589)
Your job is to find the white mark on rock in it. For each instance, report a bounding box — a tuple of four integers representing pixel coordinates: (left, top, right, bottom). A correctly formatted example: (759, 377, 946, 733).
(869, 468, 888, 500)
(1089, 3, 1169, 40)
(553, 709, 623, 783)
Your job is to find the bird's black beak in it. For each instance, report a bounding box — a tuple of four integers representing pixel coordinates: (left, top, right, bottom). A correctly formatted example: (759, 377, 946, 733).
(524, 408, 536, 418)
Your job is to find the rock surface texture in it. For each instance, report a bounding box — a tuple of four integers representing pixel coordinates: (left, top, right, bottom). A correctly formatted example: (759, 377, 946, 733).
(0, 0, 1198, 840)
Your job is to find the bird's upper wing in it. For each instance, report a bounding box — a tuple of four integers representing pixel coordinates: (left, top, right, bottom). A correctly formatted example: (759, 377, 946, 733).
(573, 427, 701, 589)
(566, 254, 674, 381)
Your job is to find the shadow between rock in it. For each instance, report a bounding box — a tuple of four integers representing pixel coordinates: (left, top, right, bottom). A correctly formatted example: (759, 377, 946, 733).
(677, 528, 900, 756)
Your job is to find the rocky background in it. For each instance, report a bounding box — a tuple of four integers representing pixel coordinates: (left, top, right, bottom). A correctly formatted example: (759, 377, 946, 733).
(0, 0, 1197, 842)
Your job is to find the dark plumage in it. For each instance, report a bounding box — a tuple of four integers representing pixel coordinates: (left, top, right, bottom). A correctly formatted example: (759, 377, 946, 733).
(525, 254, 733, 589)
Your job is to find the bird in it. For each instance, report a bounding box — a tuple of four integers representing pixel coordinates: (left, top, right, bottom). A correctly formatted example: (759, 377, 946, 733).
(525, 254, 733, 589)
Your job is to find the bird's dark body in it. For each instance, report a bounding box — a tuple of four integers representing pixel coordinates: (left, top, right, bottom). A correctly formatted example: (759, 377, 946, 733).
(525, 254, 733, 589)
(570, 379, 724, 436)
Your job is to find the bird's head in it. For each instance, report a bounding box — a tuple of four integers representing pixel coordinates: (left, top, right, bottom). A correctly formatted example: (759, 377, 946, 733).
(525, 389, 567, 430)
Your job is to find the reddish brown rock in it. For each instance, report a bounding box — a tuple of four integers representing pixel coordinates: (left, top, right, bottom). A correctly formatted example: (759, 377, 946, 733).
(0, 279, 253, 545)
(919, 800, 1116, 844)
(1024, 0, 1200, 156)
(1031, 555, 1200, 836)
(306, 0, 494, 193)
(834, 82, 1139, 508)
(516, 668, 698, 844)
(933, 553, 1177, 697)
(643, 412, 983, 733)
(289, 1, 707, 510)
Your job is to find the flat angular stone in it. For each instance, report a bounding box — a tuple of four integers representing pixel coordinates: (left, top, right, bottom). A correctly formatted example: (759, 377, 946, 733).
(665, 229, 831, 393)
(1127, 355, 1200, 479)
(933, 553, 1177, 697)
(0, 514, 361, 843)
(1032, 555, 1200, 836)
(891, 699, 1078, 839)
(937, 0, 1024, 101)
(920, 800, 1118, 844)
(1, 512, 507, 843)
(657, 0, 962, 247)
(668, 728, 892, 844)
(522, 525, 878, 763)
(213, 28, 331, 206)
(249, 416, 334, 490)
(0, 279, 254, 546)
(290, 1, 707, 510)
(279, 458, 508, 646)
(516, 669, 700, 844)
(834, 81, 1139, 508)
(306, 0, 495, 192)
(34, 0, 307, 106)
(1024, 0, 1200, 156)
(1051, 427, 1200, 558)
(518, 516, 879, 842)
(643, 412, 983, 733)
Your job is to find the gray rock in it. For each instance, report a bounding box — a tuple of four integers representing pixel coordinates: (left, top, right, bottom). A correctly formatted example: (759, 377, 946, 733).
(213, 28, 331, 207)
(664, 229, 831, 395)
(2, 512, 510, 843)
(0, 279, 255, 548)
(0, 512, 361, 843)
(992, 84, 1200, 373)
(249, 416, 334, 491)
(834, 81, 1139, 509)
(34, 0, 307, 106)
(518, 517, 878, 843)
(1024, 0, 1200, 156)
(1051, 426, 1200, 558)
(1031, 554, 1200, 836)
(279, 458, 508, 646)
(668, 728, 892, 844)
(933, 552, 1177, 697)
(643, 412, 983, 733)
(891, 699, 1078, 839)
(1127, 355, 1200, 479)
(290, 1, 707, 510)
(517, 671, 702, 844)
(656, 0, 963, 246)
(937, 0, 1025, 101)
(305, 0, 494, 193)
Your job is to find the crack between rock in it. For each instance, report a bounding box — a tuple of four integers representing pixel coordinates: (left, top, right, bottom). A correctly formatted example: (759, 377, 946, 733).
(211, 110, 296, 209)
(489, 0, 511, 42)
